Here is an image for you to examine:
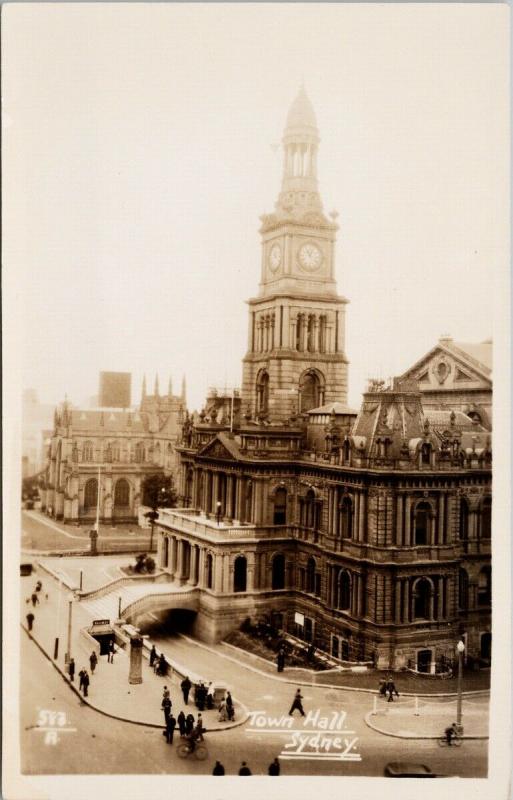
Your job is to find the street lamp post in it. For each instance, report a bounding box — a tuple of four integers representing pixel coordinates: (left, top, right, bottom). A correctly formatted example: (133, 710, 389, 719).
(65, 594, 73, 664)
(456, 639, 465, 734)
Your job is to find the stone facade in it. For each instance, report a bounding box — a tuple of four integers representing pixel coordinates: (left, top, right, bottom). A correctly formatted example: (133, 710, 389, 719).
(155, 90, 492, 671)
(43, 376, 184, 524)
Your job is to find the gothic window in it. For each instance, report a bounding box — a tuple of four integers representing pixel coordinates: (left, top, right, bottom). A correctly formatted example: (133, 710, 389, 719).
(339, 496, 353, 538)
(459, 498, 469, 540)
(234, 556, 247, 593)
(206, 553, 213, 590)
(83, 441, 94, 462)
(413, 502, 431, 546)
(458, 568, 469, 610)
(256, 371, 270, 415)
(306, 557, 316, 594)
(273, 488, 287, 525)
(84, 478, 98, 509)
(299, 370, 324, 413)
(338, 570, 351, 610)
(421, 443, 432, 466)
(477, 567, 491, 606)
(307, 315, 315, 353)
(413, 578, 432, 620)
(271, 553, 285, 590)
(114, 479, 130, 507)
(480, 497, 491, 539)
(135, 442, 145, 463)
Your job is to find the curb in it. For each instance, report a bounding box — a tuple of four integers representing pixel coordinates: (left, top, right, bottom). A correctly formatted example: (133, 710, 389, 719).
(21, 622, 249, 731)
(182, 635, 490, 699)
(363, 710, 489, 741)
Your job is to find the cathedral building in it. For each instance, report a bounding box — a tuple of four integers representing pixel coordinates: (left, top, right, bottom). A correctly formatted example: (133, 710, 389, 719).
(43, 375, 185, 525)
(154, 89, 492, 672)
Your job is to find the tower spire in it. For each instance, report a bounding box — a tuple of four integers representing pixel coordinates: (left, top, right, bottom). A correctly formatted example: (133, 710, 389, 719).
(168, 376, 173, 397)
(181, 374, 187, 404)
(141, 374, 147, 402)
(279, 85, 321, 210)
(154, 373, 160, 397)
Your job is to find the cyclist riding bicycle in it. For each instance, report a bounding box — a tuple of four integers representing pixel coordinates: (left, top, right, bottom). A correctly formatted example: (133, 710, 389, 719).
(445, 722, 458, 746)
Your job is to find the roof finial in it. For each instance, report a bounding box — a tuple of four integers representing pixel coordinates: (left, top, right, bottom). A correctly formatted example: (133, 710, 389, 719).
(141, 374, 147, 401)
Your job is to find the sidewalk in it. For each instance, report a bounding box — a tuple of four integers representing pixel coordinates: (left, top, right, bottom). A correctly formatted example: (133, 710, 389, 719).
(365, 695, 489, 739)
(21, 568, 247, 731)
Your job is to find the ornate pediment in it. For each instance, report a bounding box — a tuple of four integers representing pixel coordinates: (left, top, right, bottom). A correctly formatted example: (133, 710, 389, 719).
(198, 436, 239, 461)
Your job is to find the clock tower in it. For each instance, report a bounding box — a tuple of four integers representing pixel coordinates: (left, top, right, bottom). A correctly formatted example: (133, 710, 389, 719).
(241, 87, 349, 421)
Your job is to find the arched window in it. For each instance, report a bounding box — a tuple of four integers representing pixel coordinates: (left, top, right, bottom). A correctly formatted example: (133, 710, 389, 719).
(413, 502, 431, 546)
(114, 479, 130, 507)
(338, 571, 351, 610)
(306, 557, 316, 594)
(83, 441, 94, 462)
(271, 553, 285, 590)
(299, 370, 323, 413)
(234, 556, 247, 593)
(477, 567, 491, 606)
(458, 568, 469, 610)
(84, 478, 98, 509)
(459, 498, 469, 540)
(339, 496, 353, 538)
(413, 578, 432, 620)
(307, 315, 315, 352)
(206, 553, 213, 590)
(480, 497, 491, 539)
(421, 443, 432, 466)
(273, 488, 287, 525)
(135, 442, 145, 463)
(256, 370, 270, 415)
(303, 489, 316, 528)
(296, 314, 304, 351)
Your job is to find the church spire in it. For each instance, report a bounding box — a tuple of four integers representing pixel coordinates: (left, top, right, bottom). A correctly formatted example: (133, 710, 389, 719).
(154, 373, 160, 397)
(168, 376, 173, 397)
(181, 374, 187, 404)
(141, 374, 147, 402)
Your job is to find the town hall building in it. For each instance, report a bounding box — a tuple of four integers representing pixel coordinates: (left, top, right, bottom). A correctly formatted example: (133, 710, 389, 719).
(154, 89, 492, 673)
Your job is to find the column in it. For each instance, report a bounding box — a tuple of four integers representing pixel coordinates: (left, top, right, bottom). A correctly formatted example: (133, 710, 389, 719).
(253, 479, 264, 525)
(402, 579, 410, 623)
(226, 476, 234, 522)
(223, 554, 231, 593)
(247, 554, 255, 592)
(357, 574, 364, 617)
(313, 316, 320, 352)
(395, 579, 402, 623)
(169, 537, 177, 580)
(437, 576, 444, 620)
(197, 547, 205, 588)
(176, 539, 184, 583)
(438, 493, 445, 545)
(358, 491, 366, 542)
(188, 545, 198, 586)
(214, 553, 223, 592)
(290, 316, 297, 350)
(351, 574, 358, 616)
(212, 472, 220, 508)
(429, 581, 435, 620)
(128, 636, 143, 685)
(404, 497, 412, 546)
(396, 495, 403, 546)
(282, 305, 290, 348)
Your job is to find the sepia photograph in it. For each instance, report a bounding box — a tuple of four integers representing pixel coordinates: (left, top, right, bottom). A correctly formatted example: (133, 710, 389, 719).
(2, 3, 510, 799)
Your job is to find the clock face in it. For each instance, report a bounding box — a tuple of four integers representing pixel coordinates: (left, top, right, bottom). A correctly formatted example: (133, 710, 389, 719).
(268, 243, 282, 272)
(298, 242, 323, 272)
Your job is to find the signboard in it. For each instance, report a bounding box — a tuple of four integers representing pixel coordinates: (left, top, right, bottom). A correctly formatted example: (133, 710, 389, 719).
(294, 612, 305, 626)
(92, 619, 110, 626)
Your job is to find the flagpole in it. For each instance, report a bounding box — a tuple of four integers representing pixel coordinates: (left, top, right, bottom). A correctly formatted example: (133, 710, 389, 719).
(95, 464, 101, 534)
(230, 388, 234, 433)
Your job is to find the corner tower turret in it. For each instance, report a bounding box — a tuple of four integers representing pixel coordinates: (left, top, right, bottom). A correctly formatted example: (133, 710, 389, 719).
(241, 88, 349, 422)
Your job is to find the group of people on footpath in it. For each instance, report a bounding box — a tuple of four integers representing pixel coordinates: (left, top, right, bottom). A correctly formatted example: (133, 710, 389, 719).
(149, 644, 168, 676)
(25, 579, 47, 631)
(160, 684, 206, 748)
(378, 675, 400, 702)
(212, 758, 281, 776)
(67, 647, 106, 696)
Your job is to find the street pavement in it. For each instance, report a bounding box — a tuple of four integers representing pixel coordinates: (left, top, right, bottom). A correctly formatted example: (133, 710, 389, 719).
(19, 556, 490, 777)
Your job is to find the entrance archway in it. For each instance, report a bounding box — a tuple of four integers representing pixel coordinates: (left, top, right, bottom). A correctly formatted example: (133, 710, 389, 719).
(417, 649, 432, 673)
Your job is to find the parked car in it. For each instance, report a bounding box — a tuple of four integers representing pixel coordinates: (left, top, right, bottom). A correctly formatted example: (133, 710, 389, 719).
(384, 762, 435, 778)
(20, 563, 33, 577)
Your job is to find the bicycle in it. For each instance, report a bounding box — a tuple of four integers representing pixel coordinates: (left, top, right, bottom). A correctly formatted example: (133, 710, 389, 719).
(438, 733, 462, 747)
(177, 740, 208, 760)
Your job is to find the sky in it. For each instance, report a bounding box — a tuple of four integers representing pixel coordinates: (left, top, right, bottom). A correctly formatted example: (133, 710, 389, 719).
(4, 3, 509, 414)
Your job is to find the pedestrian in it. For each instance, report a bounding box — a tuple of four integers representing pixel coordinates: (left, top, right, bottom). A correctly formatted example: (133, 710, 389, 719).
(165, 713, 176, 744)
(82, 670, 90, 697)
(35, 580, 42, 593)
(68, 658, 76, 682)
(238, 762, 252, 776)
(157, 654, 168, 677)
(162, 685, 170, 701)
(89, 651, 98, 674)
(386, 678, 399, 702)
(217, 698, 227, 722)
(78, 669, 86, 692)
(196, 682, 206, 711)
(149, 644, 157, 668)
(277, 648, 285, 673)
(45, 593, 49, 602)
(212, 761, 225, 776)
(107, 639, 115, 663)
(177, 710, 186, 737)
(181, 676, 192, 705)
(26, 612, 35, 631)
(31, 592, 39, 607)
(194, 713, 204, 741)
(288, 688, 305, 717)
(162, 696, 172, 724)
(225, 691, 234, 721)
(378, 678, 387, 697)
(185, 713, 195, 735)
(206, 681, 215, 710)
(268, 757, 280, 776)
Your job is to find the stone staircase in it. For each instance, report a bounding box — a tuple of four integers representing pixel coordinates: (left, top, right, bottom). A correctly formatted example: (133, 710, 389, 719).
(80, 581, 199, 623)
